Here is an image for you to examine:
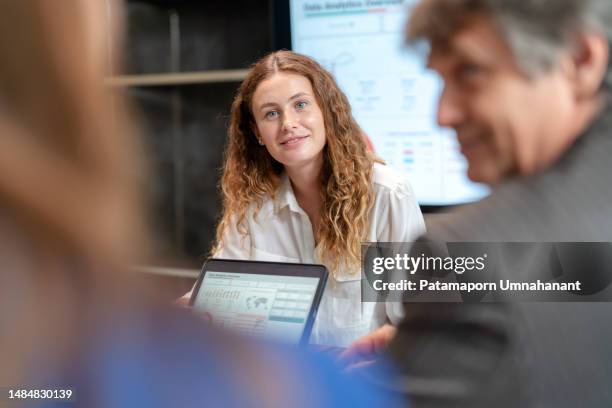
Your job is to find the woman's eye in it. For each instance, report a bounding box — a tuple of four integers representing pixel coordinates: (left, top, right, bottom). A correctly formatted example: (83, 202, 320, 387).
(265, 110, 279, 119)
(295, 101, 308, 110)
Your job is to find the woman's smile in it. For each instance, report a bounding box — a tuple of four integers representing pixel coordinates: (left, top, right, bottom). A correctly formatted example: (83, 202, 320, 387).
(280, 134, 310, 148)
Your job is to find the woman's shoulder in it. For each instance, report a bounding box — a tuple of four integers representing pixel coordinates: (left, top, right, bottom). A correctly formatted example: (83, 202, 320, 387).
(371, 163, 416, 196)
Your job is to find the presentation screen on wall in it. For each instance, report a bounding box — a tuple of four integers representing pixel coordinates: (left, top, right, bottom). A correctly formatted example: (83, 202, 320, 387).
(289, 0, 488, 205)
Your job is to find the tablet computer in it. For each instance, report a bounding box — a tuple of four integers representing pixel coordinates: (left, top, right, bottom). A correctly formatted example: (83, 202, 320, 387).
(190, 258, 328, 346)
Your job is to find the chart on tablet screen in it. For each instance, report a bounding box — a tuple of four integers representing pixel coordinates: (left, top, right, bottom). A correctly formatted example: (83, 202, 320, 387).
(193, 272, 319, 344)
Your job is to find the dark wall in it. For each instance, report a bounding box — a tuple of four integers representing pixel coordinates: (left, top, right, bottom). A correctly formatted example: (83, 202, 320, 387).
(124, 0, 273, 267)
(126, 0, 273, 74)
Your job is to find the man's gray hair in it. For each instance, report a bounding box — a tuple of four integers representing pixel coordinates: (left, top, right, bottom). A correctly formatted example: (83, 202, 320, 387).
(406, 0, 612, 87)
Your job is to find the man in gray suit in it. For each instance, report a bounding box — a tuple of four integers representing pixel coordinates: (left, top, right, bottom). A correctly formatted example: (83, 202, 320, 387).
(342, 0, 612, 406)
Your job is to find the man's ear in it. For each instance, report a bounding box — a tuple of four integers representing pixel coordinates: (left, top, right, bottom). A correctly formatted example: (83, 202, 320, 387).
(569, 32, 609, 99)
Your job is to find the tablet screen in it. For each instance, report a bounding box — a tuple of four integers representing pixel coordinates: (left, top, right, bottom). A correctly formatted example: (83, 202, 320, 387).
(192, 270, 322, 345)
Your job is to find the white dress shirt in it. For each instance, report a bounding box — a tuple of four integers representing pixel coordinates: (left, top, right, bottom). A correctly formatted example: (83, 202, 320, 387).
(215, 163, 426, 346)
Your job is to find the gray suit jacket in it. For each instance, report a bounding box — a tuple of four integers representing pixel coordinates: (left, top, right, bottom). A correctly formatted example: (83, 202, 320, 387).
(388, 103, 612, 407)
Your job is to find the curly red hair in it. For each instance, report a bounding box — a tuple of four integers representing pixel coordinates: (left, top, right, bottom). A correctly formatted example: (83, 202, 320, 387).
(214, 50, 378, 274)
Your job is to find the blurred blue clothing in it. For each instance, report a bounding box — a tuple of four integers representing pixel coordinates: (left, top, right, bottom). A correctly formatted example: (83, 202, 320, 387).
(32, 305, 403, 408)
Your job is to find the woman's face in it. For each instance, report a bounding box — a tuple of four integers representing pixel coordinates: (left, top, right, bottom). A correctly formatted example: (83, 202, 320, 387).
(251, 72, 326, 170)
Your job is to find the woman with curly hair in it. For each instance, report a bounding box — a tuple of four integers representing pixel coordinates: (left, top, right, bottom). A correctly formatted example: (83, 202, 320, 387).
(211, 50, 425, 346)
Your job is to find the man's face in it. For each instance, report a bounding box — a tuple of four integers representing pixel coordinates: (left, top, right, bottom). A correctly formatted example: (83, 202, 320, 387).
(428, 16, 579, 184)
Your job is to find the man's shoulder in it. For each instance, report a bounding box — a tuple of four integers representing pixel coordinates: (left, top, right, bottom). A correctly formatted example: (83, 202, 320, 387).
(425, 171, 612, 242)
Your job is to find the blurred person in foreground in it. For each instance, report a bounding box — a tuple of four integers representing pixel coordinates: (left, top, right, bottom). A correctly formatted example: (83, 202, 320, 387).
(0, 1, 400, 407)
(341, 0, 612, 406)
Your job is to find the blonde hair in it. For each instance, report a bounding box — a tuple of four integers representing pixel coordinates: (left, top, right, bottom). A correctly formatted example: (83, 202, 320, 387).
(0, 0, 145, 386)
(215, 50, 377, 274)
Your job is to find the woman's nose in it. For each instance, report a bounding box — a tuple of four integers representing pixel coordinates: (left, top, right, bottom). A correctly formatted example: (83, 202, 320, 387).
(282, 111, 299, 132)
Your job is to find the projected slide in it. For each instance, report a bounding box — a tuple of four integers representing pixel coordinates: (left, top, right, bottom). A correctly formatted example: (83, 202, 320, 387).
(290, 0, 488, 205)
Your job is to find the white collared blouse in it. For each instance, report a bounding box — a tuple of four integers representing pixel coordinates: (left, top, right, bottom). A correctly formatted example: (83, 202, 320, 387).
(215, 163, 425, 346)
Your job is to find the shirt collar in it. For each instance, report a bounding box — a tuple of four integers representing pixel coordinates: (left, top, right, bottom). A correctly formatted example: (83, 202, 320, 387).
(274, 172, 304, 215)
